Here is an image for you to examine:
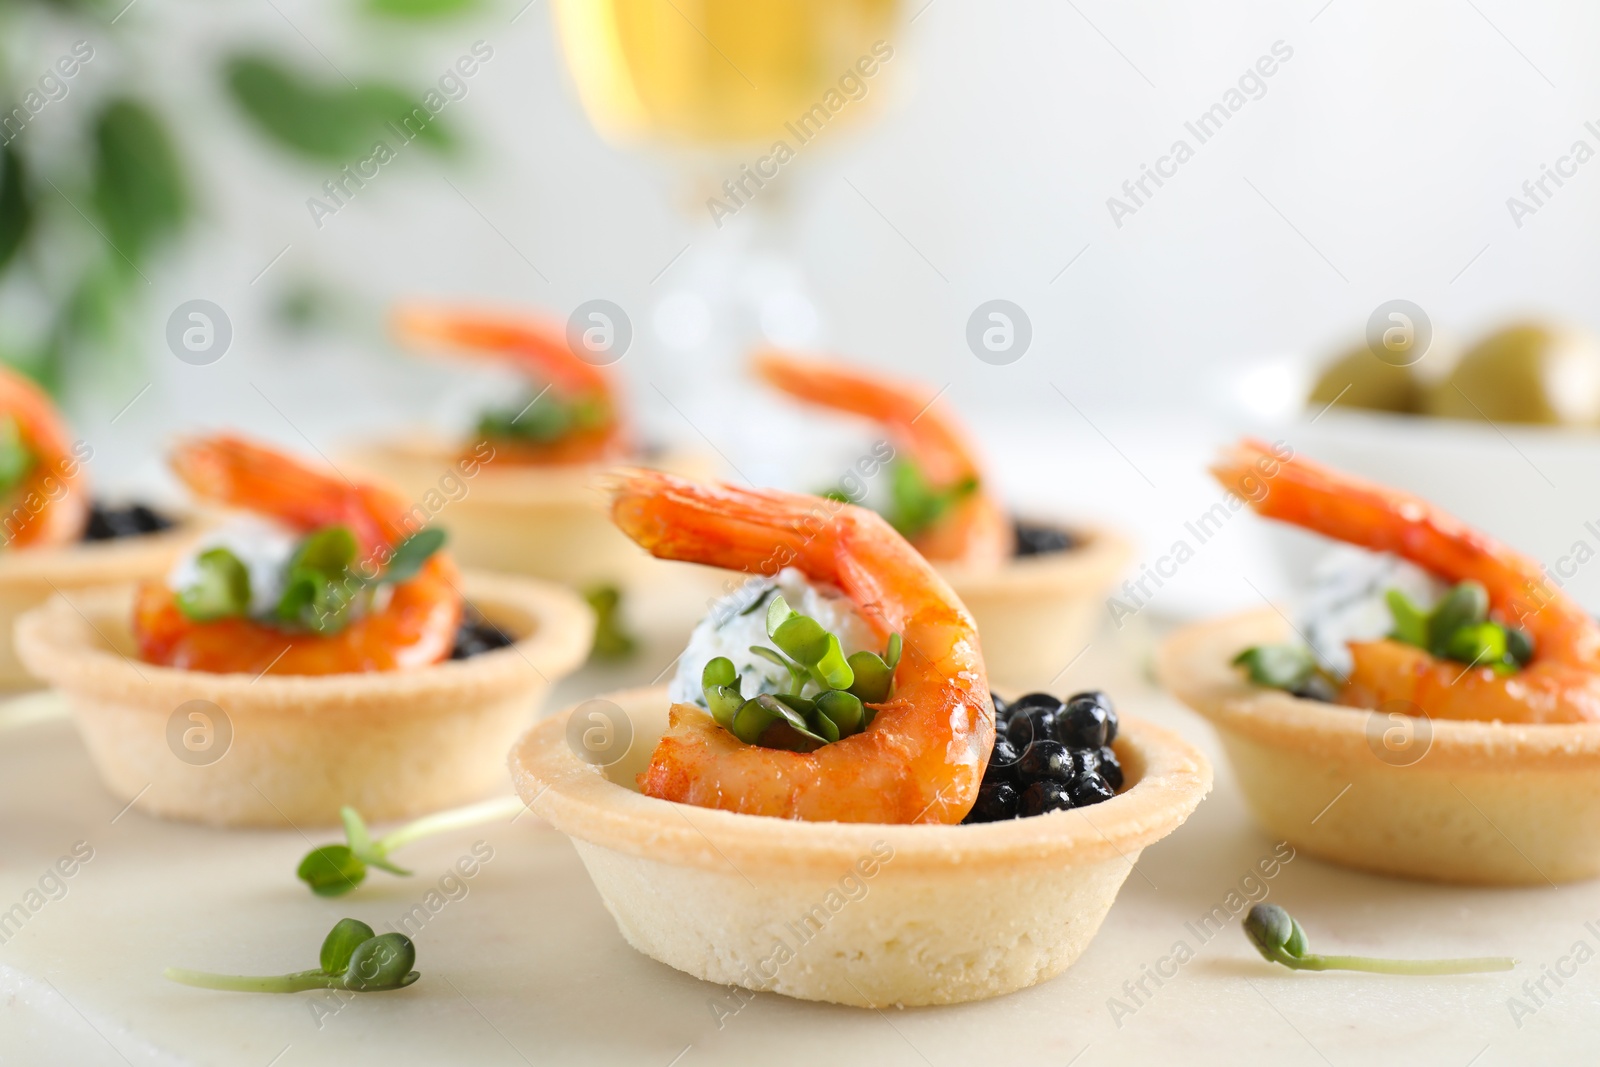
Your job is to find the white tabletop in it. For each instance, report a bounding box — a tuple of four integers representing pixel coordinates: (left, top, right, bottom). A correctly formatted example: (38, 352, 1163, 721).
(3, 611, 1596, 1067)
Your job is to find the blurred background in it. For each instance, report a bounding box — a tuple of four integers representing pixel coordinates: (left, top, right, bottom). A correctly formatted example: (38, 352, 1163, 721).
(6, 0, 1600, 619)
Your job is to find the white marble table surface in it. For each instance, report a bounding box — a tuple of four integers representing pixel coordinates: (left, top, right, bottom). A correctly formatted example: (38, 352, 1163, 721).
(3, 610, 1596, 1067)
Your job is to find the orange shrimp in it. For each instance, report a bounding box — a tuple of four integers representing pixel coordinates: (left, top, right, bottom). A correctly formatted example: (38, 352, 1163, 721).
(1214, 437, 1600, 724)
(0, 365, 88, 548)
(133, 435, 461, 676)
(391, 304, 629, 464)
(611, 469, 994, 824)
(753, 349, 1013, 569)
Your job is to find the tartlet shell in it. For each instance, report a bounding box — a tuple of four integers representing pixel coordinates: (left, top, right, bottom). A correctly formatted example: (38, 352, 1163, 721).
(939, 522, 1130, 691)
(1158, 609, 1600, 885)
(509, 685, 1211, 1007)
(14, 571, 592, 828)
(343, 436, 713, 588)
(0, 522, 200, 690)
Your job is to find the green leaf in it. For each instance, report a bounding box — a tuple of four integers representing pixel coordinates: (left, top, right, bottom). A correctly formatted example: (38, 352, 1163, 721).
(583, 584, 636, 660)
(884, 460, 979, 541)
(772, 614, 829, 666)
(297, 845, 367, 897)
(176, 547, 252, 622)
(1427, 581, 1489, 658)
(1385, 589, 1429, 648)
(885, 632, 902, 669)
(0, 414, 35, 495)
(276, 526, 360, 633)
(1506, 627, 1534, 667)
(90, 98, 188, 269)
(320, 918, 376, 974)
(815, 689, 864, 738)
(1233, 644, 1316, 692)
(342, 932, 417, 990)
(845, 650, 894, 704)
(765, 593, 798, 636)
(0, 144, 30, 276)
(384, 528, 445, 583)
(224, 54, 452, 163)
(367, 0, 479, 16)
(1444, 621, 1507, 669)
(811, 632, 854, 691)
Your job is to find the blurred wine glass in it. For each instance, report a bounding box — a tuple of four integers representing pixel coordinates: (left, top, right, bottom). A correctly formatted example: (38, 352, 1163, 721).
(552, 0, 901, 398)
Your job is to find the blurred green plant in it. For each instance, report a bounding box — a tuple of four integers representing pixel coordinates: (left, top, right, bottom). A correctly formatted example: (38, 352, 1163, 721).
(0, 0, 475, 391)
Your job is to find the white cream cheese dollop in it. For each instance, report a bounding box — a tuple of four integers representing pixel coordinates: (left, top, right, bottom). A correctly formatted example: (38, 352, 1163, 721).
(668, 567, 881, 707)
(166, 516, 300, 616)
(1299, 545, 1446, 676)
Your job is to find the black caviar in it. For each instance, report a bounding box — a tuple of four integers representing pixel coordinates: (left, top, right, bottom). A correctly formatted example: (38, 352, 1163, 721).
(449, 606, 514, 660)
(83, 502, 174, 542)
(963, 690, 1123, 823)
(1012, 518, 1076, 558)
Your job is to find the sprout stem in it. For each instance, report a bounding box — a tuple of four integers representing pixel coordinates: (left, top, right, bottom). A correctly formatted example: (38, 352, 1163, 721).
(1294, 954, 1515, 976)
(163, 967, 335, 993)
(375, 795, 527, 853)
(1245, 903, 1514, 977)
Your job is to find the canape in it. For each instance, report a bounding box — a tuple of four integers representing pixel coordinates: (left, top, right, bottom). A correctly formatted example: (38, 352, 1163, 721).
(0, 366, 200, 688)
(510, 471, 1209, 1006)
(751, 350, 1130, 688)
(1158, 438, 1600, 885)
(344, 305, 710, 590)
(15, 434, 591, 827)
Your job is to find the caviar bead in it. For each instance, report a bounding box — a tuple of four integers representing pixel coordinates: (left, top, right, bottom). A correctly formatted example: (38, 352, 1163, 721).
(1058, 693, 1110, 749)
(1012, 519, 1076, 557)
(966, 779, 1020, 823)
(1017, 740, 1073, 783)
(1067, 772, 1116, 807)
(1096, 746, 1124, 790)
(987, 736, 1022, 781)
(1019, 780, 1074, 817)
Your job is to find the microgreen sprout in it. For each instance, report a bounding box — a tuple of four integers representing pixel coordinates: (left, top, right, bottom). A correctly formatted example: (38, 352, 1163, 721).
(296, 795, 526, 896)
(477, 390, 609, 445)
(1386, 581, 1532, 673)
(584, 584, 637, 660)
(175, 526, 446, 635)
(1232, 644, 1338, 701)
(701, 595, 900, 752)
(164, 918, 420, 993)
(1244, 904, 1514, 976)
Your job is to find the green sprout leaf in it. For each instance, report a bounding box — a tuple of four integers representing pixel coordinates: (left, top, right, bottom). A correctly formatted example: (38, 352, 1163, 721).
(815, 689, 864, 738)
(320, 918, 376, 975)
(885, 632, 902, 669)
(383, 528, 445, 584)
(1233, 644, 1317, 692)
(701, 656, 743, 730)
(1385, 580, 1529, 673)
(164, 918, 421, 994)
(846, 651, 894, 704)
(883, 460, 979, 541)
(0, 414, 35, 496)
(297, 845, 367, 897)
(1385, 589, 1429, 648)
(295, 797, 523, 896)
(1244, 903, 1514, 976)
(176, 547, 252, 622)
(584, 584, 637, 660)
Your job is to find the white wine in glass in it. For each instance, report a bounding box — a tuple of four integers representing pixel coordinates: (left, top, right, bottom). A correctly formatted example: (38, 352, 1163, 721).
(552, 0, 900, 147)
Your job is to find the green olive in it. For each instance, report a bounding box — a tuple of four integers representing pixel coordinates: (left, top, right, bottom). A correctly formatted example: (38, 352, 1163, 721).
(1309, 342, 1421, 413)
(1425, 323, 1600, 425)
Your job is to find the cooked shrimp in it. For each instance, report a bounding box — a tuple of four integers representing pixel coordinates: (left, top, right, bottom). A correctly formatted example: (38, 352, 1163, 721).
(1214, 437, 1600, 724)
(134, 435, 461, 675)
(611, 469, 994, 824)
(0, 365, 88, 548)
(753, 349, 1013, 568)
(391, 304, 629, 463)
